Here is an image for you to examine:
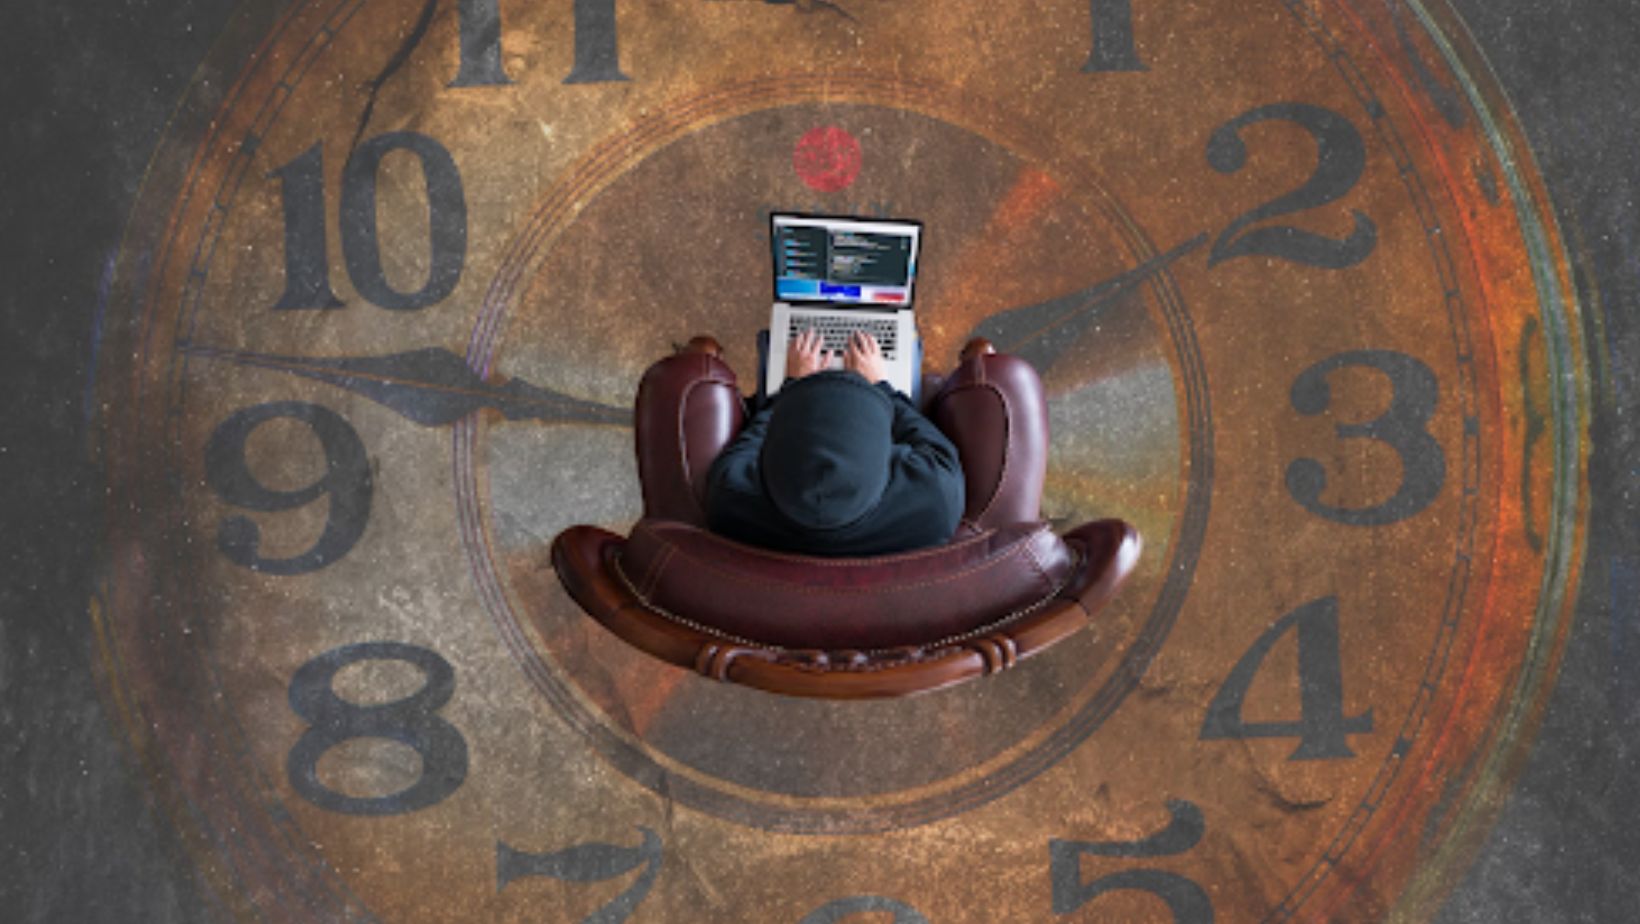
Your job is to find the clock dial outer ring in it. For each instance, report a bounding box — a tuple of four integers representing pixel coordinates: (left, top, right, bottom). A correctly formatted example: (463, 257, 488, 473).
(1321, 0, 1590, 917)
(83, 0, 1590, 920)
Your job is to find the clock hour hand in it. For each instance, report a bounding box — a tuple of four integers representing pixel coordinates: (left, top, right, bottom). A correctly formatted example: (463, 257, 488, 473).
(964, 232, 1208, 373)
(180, 344, 631, 427)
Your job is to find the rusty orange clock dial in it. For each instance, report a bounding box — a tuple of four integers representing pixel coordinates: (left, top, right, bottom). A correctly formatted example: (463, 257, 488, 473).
(95, 0, 1587, 920)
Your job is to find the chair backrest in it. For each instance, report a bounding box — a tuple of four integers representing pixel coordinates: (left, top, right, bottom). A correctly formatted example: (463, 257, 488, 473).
(621, 518, 1075, 649)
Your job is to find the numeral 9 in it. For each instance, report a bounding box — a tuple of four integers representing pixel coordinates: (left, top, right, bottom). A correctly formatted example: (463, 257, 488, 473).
(205, 401, 373, 574)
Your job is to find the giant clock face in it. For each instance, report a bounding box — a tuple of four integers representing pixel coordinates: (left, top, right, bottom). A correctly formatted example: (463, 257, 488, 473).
(96, 0, 1588, 920)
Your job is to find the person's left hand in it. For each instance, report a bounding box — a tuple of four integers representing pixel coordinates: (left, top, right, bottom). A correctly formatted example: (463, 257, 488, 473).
(786, 327, 826, 379)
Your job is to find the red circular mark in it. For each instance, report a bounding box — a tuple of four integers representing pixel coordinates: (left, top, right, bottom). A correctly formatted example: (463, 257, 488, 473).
(792, 126, 862, 193)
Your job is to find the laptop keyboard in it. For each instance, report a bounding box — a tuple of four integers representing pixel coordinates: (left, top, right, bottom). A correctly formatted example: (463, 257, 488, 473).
(788, 316, 899, 359)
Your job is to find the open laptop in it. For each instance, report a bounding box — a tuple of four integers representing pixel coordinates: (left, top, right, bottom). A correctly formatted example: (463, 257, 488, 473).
(764, 212, 923, 397)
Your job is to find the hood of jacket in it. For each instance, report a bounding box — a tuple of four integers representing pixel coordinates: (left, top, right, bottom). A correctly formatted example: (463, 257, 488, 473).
(758, 371, 894, 531)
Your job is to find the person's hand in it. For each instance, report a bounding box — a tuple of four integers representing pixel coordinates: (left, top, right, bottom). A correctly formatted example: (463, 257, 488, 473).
(786, 327, 827, 379)
(844, 330, 888, 385)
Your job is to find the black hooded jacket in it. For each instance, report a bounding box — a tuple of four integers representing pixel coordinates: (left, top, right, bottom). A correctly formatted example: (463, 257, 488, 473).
(704, 371, 965, 557)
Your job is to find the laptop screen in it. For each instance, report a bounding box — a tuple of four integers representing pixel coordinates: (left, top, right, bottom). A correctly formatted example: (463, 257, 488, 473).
(771, 213, 921, 307)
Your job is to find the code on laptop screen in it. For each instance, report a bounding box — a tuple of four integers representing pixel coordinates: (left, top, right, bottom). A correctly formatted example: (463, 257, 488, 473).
(772, 215, 919, 306)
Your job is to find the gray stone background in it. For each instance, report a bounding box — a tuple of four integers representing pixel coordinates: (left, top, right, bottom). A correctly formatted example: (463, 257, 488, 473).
(1, 0, 1634, 920)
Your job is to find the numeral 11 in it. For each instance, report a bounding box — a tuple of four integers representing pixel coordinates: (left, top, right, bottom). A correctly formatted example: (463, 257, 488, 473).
(453, 0, 629, 87)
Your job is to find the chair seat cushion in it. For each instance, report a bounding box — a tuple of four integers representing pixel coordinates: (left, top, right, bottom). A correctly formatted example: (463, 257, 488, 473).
(617, 518, 1077, 650)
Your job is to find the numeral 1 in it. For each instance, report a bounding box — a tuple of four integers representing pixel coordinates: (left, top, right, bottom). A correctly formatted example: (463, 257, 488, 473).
(271, 144, 343, 310)
(566, 0, 630, 83)
(452, 0, 512, 86)
(1085, 0, 1145, 72)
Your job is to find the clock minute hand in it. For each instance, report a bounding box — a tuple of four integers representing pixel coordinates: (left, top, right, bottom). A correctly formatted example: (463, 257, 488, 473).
(179, 344, 631, 428)
(965, 232, 1209, 373)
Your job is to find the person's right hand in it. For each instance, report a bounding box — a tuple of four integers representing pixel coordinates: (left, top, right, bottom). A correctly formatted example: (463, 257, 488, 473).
(786, 327, 827, 379)
(844, 331, 888, 385)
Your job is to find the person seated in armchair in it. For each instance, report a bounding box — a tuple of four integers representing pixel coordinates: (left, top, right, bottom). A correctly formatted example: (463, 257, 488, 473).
(704, 329, 965, 557)
(552, 333, 1132, 697)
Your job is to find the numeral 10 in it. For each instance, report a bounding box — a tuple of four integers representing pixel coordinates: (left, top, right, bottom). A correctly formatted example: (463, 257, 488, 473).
(271, 133, 467, 312)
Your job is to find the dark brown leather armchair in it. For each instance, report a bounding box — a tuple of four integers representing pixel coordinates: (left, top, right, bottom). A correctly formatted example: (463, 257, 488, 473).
(549, 336, 1140, 698)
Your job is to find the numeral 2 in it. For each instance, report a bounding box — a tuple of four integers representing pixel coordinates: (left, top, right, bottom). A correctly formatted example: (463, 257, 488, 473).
(1205, 103, 1377, 268)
